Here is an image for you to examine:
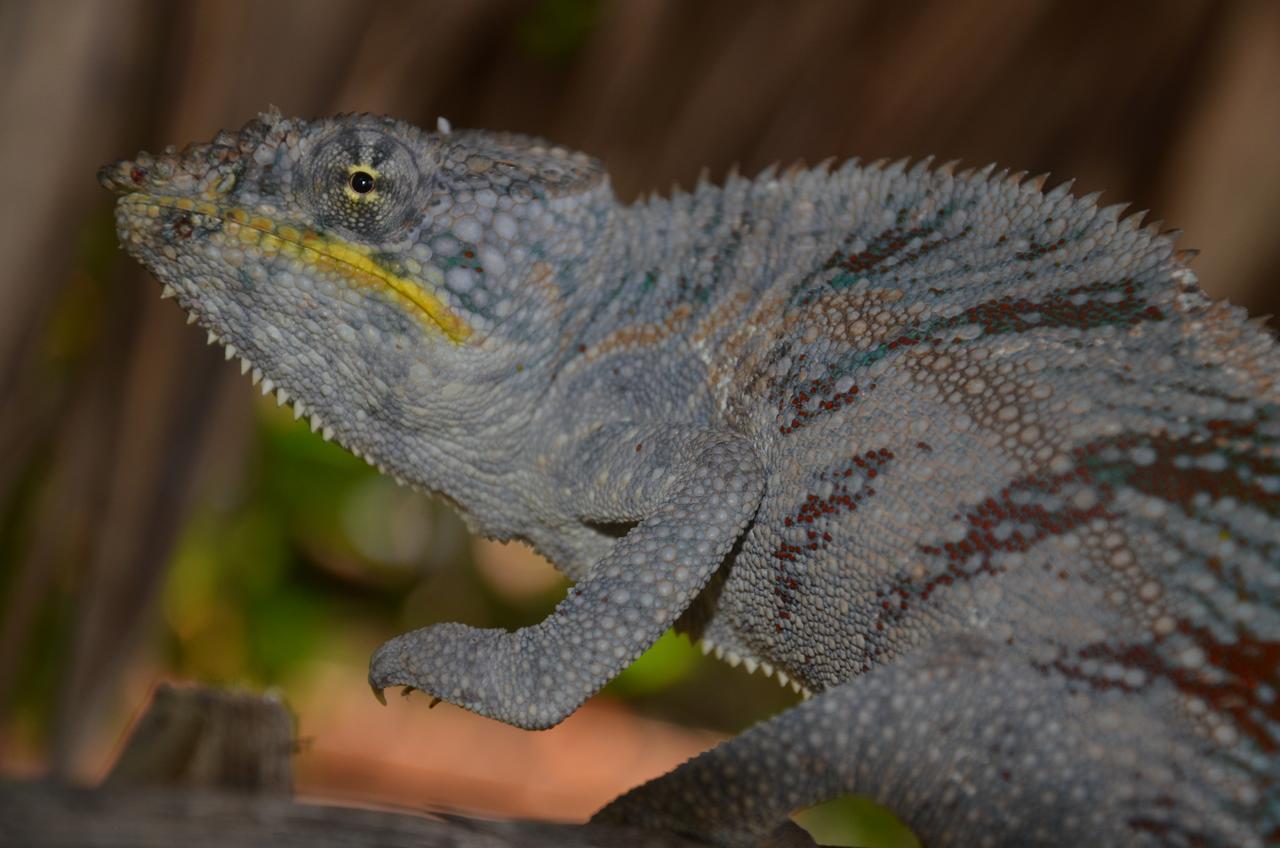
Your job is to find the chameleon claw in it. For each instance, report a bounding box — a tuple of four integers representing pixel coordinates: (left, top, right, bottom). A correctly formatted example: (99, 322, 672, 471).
(370, 682, 387, 706)
(400, 685, 417, 698)
(428, 696, 442, 709)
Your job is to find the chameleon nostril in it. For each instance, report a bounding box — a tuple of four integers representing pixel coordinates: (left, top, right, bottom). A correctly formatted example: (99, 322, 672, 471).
(130, 166, 146, 185)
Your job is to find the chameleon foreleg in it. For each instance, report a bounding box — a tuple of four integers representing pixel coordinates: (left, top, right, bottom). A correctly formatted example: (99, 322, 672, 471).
(368, 426, 764, 729)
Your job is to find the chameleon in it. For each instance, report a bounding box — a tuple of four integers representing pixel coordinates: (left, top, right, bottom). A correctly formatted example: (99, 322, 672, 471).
(99, 108, 1279, 847)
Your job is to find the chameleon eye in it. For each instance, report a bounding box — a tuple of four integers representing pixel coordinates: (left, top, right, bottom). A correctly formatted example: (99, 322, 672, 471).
(349, 170, 375, 194)
(304, 131, 419, 242)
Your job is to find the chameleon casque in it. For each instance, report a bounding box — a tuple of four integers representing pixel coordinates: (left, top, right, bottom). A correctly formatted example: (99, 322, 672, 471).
(100, 109, 1279, 847)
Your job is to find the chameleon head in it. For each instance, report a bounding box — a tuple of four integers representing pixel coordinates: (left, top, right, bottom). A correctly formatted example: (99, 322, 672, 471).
(100, 109, 610, 497)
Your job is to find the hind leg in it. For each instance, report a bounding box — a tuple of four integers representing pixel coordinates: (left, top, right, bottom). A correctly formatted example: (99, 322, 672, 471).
(594, 634, 1250, 847)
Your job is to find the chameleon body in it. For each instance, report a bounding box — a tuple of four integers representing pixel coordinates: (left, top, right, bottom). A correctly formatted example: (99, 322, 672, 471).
(101, 110, 1279, 846)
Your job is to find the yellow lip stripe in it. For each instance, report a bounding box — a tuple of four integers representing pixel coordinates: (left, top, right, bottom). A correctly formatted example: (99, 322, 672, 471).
(123, 194, 472, 343)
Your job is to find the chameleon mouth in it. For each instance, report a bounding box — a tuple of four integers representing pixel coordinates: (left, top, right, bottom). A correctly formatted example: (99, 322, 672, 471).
(116, 193, 472, 343)
(115, 193, 423, 484)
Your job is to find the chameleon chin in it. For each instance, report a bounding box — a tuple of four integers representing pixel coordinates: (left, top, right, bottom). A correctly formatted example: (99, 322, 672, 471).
(101, 109, 1278, 847)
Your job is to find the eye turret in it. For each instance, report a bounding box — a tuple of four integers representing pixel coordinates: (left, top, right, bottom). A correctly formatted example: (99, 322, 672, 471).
(300, 129, 422, 243)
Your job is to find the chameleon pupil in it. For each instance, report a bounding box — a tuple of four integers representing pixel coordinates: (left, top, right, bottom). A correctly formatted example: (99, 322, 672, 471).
(350, 170, 375, 193)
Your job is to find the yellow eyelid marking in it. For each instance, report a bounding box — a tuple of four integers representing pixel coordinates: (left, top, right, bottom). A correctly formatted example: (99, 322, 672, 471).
(123, 193, 471, 343)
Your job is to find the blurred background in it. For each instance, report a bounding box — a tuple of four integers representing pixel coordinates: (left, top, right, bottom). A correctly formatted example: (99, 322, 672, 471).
(1, 1, 1277, 846)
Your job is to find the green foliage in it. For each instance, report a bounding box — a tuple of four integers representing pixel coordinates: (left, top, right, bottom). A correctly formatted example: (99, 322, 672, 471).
(516, 0, 603, 64)
(793, 795, 922, 848)
(603, 629, 700, 697)
(43, 213, 119, 369)
(162, 403, 397, 687)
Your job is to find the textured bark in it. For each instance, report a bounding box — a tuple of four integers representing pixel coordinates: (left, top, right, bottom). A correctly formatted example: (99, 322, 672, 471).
(104, 684, 294, 793)
(0, 781, 711, 848)
(0, 684, 719, 848)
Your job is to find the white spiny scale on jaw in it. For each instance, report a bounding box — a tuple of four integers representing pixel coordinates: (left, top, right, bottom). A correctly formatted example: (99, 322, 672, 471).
(697, 638, 813, 698)
(191, 291, 351, 463)
(192, 301, 351, 455)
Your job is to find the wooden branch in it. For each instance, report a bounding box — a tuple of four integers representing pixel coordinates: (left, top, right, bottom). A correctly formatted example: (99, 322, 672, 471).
(104, 683, 293, 793)
(0, 781, 709, 848)
(1, 682, 717, 847)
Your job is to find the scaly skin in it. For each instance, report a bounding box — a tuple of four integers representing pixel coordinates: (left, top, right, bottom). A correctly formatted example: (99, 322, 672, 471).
(102, 109, 1279, 846)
